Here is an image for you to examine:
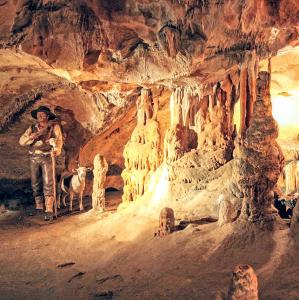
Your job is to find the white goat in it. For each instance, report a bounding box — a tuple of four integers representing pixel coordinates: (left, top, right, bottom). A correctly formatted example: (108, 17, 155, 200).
(59, 167, 88, 212)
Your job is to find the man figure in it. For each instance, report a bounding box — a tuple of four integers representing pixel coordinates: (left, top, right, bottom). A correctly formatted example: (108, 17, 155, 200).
(19, 105, 63, 221)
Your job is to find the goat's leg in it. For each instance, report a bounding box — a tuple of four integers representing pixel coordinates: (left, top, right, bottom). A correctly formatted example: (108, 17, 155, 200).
(79, 191, 84, 211)
(70, 191, 74, 211)
(62, 194, 67, 207)
(57, 193, 61, 209)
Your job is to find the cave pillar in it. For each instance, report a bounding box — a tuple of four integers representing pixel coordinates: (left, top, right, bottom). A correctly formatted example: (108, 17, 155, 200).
(122, 88, 161, 202)
(92, 154, 108, 211)
(232, 71, 284, 223)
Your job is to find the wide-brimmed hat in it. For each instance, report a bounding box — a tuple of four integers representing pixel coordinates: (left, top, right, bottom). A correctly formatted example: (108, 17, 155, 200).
(31, 105, 56, 120)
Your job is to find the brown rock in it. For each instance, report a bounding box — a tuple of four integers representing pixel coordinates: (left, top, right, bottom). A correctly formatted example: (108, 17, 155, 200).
(227, 264, 258, 300)
(156, 207, 175, 237)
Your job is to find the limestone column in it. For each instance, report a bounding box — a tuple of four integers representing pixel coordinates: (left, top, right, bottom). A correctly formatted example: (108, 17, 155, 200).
(232, 71, 284, 223)
(92, 154, 108, 211)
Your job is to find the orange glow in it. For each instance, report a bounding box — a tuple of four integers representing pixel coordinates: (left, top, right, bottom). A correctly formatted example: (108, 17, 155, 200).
(272, 90, 299, 141)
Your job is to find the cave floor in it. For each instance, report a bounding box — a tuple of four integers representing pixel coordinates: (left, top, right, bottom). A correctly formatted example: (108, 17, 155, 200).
(0, 193, 299, 300)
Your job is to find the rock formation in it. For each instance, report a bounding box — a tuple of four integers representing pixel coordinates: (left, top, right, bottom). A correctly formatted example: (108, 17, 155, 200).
(122, 88, 161, 202)
(0, 1, 298, 223)
(164, 87, 198, 164)
(231, 71, 284, 224)
(92, 154, 108, 211)
(218, 192, 241, 226)
(227, 264, 258, 300)
(155, 207, 175, 237)
(284, 160, 299, 195)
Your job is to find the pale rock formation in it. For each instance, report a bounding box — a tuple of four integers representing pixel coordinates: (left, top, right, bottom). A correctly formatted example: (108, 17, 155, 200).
(122, 88, 161, 202)
(164, 87, 199, 164)
(227, 264, 258, 300)
(218, 192, 241, 226)
(232, 71, 284, 223)
(92, 154, 108, 211)
(284, 160, 299, 195)
(284, 160, 297, 195)
(195, 79, 236, 170)
(137, 88, 154, 126)
(155, 207, 175, 237)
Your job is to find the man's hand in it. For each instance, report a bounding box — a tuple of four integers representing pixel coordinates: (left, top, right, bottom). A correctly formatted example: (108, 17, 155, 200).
(29, 132, 40, 140)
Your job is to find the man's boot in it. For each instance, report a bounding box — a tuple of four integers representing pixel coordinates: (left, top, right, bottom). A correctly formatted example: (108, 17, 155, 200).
(44, 196, 54, 222)
(35, 196, 43, 210)
(29, 196, 43, 216)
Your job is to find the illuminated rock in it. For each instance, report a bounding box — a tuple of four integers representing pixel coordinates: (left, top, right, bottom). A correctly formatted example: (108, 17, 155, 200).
(284, 160, 299, 195)
(164, 87, 199, 164)
(92, 154, 108, 211)
(227, 264, 258, 300)
(122, 88, 161, 202)
(284, 160, 297, 195)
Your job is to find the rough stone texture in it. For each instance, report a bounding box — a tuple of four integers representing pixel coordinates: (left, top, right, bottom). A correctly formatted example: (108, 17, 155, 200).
(232, 71, 284, 223)
(155, 207, 175, 237)
(1, 1, 298, 85)
(122, 88, 161, 202)
(218, 192, 241, 226)
(227, 264, 258, 300)
(92, 154, 108, 211)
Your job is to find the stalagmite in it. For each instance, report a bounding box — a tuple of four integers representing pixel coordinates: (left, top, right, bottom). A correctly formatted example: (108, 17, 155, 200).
(155, 207, 175, 237)
(122, 88, 160, 202)
(227, 264, 258, 300)
(232, 71, 284, 223)
(92, 154, 108, 211)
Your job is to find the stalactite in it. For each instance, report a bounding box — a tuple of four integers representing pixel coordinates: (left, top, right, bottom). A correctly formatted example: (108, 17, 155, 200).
(239, 63, 248, 137)
(194, 80, 235, 170)
(239, 52, 259, 137)
(164, 87, 199, 164)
